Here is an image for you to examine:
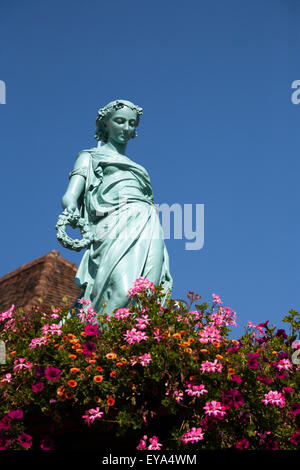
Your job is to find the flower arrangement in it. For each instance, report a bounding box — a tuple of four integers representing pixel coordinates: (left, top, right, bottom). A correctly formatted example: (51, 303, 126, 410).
(0, 279, 299, 451)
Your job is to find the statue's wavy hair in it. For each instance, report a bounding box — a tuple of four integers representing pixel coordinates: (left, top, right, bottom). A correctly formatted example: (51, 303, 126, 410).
(94, 99, 143, 143)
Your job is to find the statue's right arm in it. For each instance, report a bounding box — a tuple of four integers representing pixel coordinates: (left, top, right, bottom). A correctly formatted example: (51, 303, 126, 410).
(62, 151, 90, 212)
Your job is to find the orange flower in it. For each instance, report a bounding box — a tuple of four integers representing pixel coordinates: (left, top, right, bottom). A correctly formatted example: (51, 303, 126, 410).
(56, 386, 65, 397)
(173, 333, 181, 339)
(116, 362, 123, 367)
(10, 351, 16, 356)
(68, 334, 75, 340)
(228, 368, 235, 375)
(106, 353, 117, 360)
(58, 345, 64, 350)
(216, 354, 223, 360)
(76, 349, 83, 354)
(63, 336, 68, 341)
(107, 396, 115, 406)
(69, 354, 77, 360)
(183, 342, 190, 347)
(188, 338, 195, 343)
(186, 347, 193, 354)
(65, 391, 74, 399)
(70, 368, 80, 373)
(85, 366, 92, 372)
(120, 345, 127, 350)
(94, 396, 101, 404)
(200, 349, 208, 353)
(68, 380, 77, 388)
(179, 330, 185, 335)
(81, 332, 87, 337)
(93, 375, 103, 383)
(272, 351, 278, 355)
(189, 375, 198, 381)
(213, 342, 220, 348)
(96, 366, 103, 372)
(231, 339, 239, 345)
(110, 371, 116, 378)
(89, 359, 96, 364)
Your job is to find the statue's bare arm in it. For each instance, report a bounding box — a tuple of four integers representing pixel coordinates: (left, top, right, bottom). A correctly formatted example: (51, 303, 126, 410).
(62, 151, 90, 212)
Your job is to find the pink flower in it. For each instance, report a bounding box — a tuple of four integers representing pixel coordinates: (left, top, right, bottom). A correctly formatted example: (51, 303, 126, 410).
(0, 416, 12, 430)
(212, 294, 222, 305)
(200, 359, 223, 374)
(203, 400, 227, 418)
(0, 373, 11, 384)
(198, 324, 222, 344)
(137, 435, 148, 450)
(42, 323, 62, 337)
(148, 436, 163, 450)
(82, 341, 96, 355)
(262, 391, 285, 408)
(235, 438, 249, 450)
(182, 427, 204, 444)
(114, 308, 132, 320)
(173, 390, 184, 402)
(0, 304, 14, 321)
(275, 359, 293, 371)
(45, 367, 61, 382)
(82, 407, 103, 426)
(128, 277, 155, 297)
(185, 383, 208, 397)
(7, 409, 23, 419)
(153, 329, 162, 342)
(40, 437, 55, 450)
(123, 328, 149, 345)
(17, 432, 32, 449)
(29, 337, 48, 349)
(135, 314, 151, 330)
(32, 382, 44, 393)
(13, 358, 33, 371)
(139, 353, 151, 366)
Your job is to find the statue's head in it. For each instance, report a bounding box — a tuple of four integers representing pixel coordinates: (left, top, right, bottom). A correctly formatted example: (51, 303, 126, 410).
(95, 99, 143, 144)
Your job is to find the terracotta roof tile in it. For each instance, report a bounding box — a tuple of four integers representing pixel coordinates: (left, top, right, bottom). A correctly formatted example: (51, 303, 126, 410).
(0, 250, 82, 313)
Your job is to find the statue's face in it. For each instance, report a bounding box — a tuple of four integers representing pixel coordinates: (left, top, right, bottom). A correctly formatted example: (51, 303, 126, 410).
(105, 106, 137, 144)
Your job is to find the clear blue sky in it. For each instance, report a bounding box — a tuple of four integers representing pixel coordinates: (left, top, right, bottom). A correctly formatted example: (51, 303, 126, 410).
(1, 0, 299, 338)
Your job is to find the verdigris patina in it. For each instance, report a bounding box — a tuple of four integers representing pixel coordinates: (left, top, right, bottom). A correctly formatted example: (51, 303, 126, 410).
(56, 100, 173, 316)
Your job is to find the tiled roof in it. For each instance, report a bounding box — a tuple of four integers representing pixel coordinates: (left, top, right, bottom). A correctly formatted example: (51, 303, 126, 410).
(0, 250, 82, 314)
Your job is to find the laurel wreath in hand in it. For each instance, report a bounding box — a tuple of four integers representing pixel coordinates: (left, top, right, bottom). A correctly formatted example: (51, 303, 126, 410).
(55, 209, 94, 251)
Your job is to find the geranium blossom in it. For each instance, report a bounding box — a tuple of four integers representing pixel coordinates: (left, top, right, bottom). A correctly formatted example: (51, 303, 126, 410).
(123, 328, 149, 345)
(29, 336, 48, 350)
(0, 373, 11, 384)
(135, 314, 151, 330)
(200, 359, 223, 373)
(128, 277, 155, 297)
(182, 427, 204, 443)
(275, 359, 293, 371)
(262, 391, 285, 408)
(131, 353, 151, 367)
(153, 328, 162, 342)
(212, 294, 222, 305)
(114, 308, 132, 320)
(173, 390, 184, 402)
(82, 407, 103, 425)
(198, 324, 222, 344)
(137, 435, 162, 450)
(203, 400, 227, 418)
(42, 323, 62, 337)
(185, 383, 208, 397)
(13, 358, 33, 371)
(0, 305, 14, 321)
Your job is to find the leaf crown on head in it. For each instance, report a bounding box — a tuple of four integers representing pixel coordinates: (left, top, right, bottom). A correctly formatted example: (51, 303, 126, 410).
(94, 99, 143, 143)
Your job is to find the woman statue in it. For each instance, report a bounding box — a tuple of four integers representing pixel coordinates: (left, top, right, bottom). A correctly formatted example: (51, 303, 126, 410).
(60, 99, 173, 316)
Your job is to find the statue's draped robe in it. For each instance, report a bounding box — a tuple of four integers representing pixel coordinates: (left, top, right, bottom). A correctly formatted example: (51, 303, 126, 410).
(70, 147, 173, 315)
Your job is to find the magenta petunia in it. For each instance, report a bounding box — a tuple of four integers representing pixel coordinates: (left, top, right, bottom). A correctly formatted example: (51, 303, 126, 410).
(40, 437, 55, 450)
(84, 324, 99, 337)
(17, 432, 32, 449)
(82, 341, 96, 355)
(235, 438, 249, 450)
(32, 382, 44, 393)
(45, 366, 61, 382)
(290, 430, 300, 446)
(7, 409, 23, 419)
